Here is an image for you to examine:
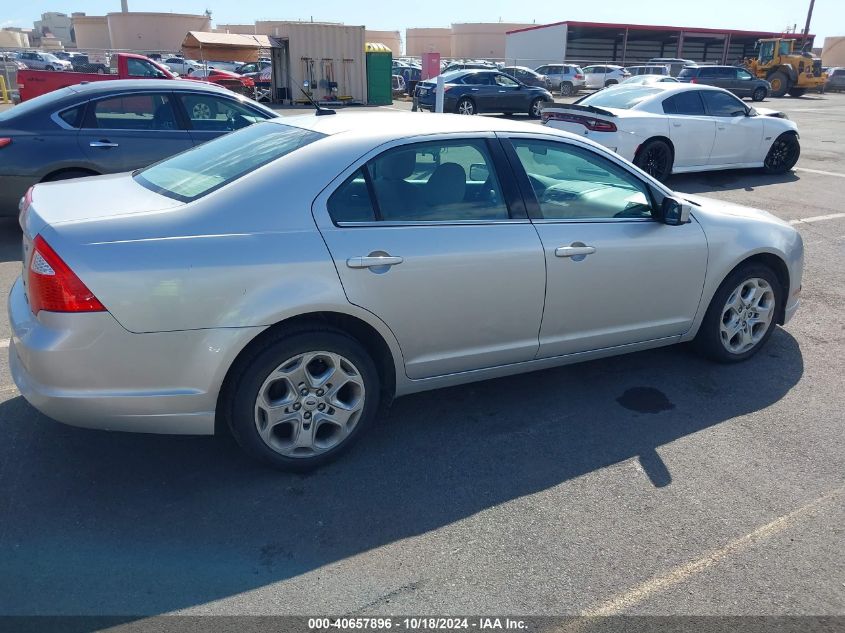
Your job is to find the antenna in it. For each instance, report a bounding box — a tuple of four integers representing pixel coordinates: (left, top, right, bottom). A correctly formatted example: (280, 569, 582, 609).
(300, 84, 335, 116)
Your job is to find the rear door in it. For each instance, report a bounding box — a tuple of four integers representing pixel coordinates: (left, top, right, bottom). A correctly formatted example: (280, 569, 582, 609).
(661, 90, 716, 168)
(77, 91, 193, 172)
(312, 134, 547, 379)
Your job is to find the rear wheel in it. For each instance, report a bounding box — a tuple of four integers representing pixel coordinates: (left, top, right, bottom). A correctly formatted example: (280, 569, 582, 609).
(768, 71, 790, 97)
(634, 139, 673, 181)
(752, 87, 767, 102)
(45, 65, 54, 71)
(225, 330, 380, 471)
(604, 79, 618, 87)
(787, 87, 806, 97)
(528, 97, 544, 118)
(560, 81, 574, 96)
(456, 97, 475, 115)
(763, 133, 800, 173)
(694, 264, 782, 363)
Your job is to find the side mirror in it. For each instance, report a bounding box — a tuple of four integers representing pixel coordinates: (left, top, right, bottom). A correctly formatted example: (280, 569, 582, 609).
(661, 196, 692, 225)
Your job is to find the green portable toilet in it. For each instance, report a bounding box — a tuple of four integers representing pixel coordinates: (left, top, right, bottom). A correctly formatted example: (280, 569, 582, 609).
(365, 42, 393, 105)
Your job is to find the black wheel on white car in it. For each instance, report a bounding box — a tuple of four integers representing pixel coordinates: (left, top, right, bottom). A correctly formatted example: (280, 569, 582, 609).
(634, 139, 673, 181)
(694, 264, 782, 363)
(225, 329, 380, 471)
(456, 97, 476, 115)
(605, 79, 618, 87)
(763, 133, 800, 174)
(529, 98, 544, 118)
(560, 81, 574, 96)
(752, 87, 767, 102)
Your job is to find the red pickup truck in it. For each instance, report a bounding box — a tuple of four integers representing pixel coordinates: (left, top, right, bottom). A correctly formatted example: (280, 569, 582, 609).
(17, 53, 176, 102)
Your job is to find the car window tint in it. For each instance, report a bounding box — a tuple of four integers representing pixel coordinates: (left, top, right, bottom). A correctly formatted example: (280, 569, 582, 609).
(126, 58, 167, 78)
(89, 94, 178, 130)
(662, 91, 706, 115)
(701, 90, 747, 116)
(365, 140, 509, 222)
(58, 105, 83, 128)
(510, 139, 653, 221)
(328, 168, 376, 223)
(177, 94, 267, 131)
(494, 74, 518, 87)
(737, 69, 753, 80)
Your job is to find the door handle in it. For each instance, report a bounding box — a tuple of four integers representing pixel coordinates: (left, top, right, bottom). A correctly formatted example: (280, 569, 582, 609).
(89, 140, 119, 148)
(555, 245, 596, 258)
(717, 125, 726, 130)
(346, 255, 403, 269)
(672, 122, 682, 127)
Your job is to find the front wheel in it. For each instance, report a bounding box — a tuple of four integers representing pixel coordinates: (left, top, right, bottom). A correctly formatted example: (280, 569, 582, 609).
(528, 97, 544, 119)
(456, 97, 475, 115)
(560, 81, 574, 97)
(634, 139, 673, 181)
(752, 87, 767, 102)
(764, 133, 800, 173)
(768, 71, 790, 97)
(226, 330, 380, 471)
(694, 265, 782, 363)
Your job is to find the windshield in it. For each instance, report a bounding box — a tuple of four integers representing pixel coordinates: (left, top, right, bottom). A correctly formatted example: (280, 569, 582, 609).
(135, 122, 325, 202)
(577, 87, 662, 110)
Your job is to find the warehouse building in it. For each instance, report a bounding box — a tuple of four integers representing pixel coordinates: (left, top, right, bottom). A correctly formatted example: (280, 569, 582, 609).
(72, 11, 211, 52)
(505, 21, 815, 67)
(407, 23, 532, 59)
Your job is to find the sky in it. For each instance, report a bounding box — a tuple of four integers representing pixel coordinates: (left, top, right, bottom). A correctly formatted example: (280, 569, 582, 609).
(2, 0, 842, 45)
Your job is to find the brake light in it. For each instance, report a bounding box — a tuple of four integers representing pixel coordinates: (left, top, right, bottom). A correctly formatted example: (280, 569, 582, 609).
(689, 78, 698, 83)
(27, 235, 105, 315)
(0, 138, 11, 148)
(19, 186, 33, 227)
(574, 74, 584, 80)
(541, 111, 617, 132)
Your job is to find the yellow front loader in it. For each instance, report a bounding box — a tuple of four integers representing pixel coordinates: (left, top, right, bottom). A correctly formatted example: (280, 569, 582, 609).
(745, 38, 826, 97)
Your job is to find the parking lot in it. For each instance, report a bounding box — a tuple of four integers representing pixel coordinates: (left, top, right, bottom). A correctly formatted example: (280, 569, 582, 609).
(0, 92, 843, 622)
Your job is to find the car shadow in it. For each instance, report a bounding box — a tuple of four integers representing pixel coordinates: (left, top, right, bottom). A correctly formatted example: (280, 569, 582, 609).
(667, 169, 800, 194)
(0, 217, 21, 263)
(0, 330, 803, 616)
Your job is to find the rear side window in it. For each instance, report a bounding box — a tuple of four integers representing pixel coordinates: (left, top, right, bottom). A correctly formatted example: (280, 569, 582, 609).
(87, 93, 177, 130)
(57, 105, 84, 128)
(662, 91, 706, 115)
(135, 122, 324, 202)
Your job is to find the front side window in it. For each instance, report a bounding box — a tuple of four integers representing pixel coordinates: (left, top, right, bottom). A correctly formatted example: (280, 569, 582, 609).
(737, 69, 753, 80)
(327, 140, 509, 224)
(177, 93, 269, 131)
(701, 90, 747, 117)
(510, 139, 653, 221)
(494, 74, 519, 87)
(88, 93, 178, 130)
(135, 122, 324, 202)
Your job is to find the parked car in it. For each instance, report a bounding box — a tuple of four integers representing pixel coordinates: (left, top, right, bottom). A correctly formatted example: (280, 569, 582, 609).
(626, 65, 670, 76)
(204, 60, 245, 73)
(647, 57, 697, 76)
(620, 75, 679, 86)
(235, 60, 271, 75)
(394, 64, 421, 93)
(582, 65, 630, 89)
(68, 53, 109, 74)
(392, 74, 406, 95)
(678, 65, 770, 101)
(441, 61, 496, 74)
(501, 66, 551, 88)
(533, 64, 585, 94)
(164, 57, 203, 75)
(185, 68, 255, 95)
(9, 111, 804, 470)
(415, 69, 553, 117)
(1, 53, 26, 71)
(824, 67, 845, 92)
(541, 83, 799, 181)
(0, 80, 278, 215)
(18, 51, 72, 71)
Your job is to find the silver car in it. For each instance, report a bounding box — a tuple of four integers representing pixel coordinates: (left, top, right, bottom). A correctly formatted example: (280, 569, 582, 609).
(9, 113, 803, 471)
(534, 64, 586, 95)
(17, 51, 72, 71)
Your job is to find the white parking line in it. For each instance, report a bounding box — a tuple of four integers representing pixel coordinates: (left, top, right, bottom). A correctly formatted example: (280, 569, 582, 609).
(578, 486, 844, 618)
(795, 167, 845, 178)
(789, 212, 845, 225)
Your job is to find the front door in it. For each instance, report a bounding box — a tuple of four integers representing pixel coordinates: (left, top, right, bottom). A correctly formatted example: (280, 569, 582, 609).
(491, 73, 524, 111)
(661, 90, 717, 169)
(313, 136, 547, 379)
(174, 92, 271, 145)
(502, 135, 708, 358)
(77, 92, 193, 172)
(701, 90, 763, 165)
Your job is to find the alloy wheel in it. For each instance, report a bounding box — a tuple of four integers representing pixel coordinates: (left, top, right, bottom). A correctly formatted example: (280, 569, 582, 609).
(764, 136, 798, 171)
(254, 351, 366, 458)
(719, 278, 775, 354)
(531, 99, 543, 117)
(640, 144, 670, 178)
(457, 99, 474, 115)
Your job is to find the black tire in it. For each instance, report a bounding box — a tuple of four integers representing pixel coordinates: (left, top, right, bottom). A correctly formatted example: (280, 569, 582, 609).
(96, 67, 105, 74)
(751, 87, 767, 102)
(634, 139, 673, 181)
(763, 133, 800, 174)
(528, 97, 544, 119)
(787, 87, 806, 97)
(187, 68, 194, 75)
(604, 79, 618, 87)
(693, 264, 782, 363)
(224, 328, 381, 471)
(768, 70, 790, 97)
(45, 65, 54, 71)
(42, 169, 97, 182)
(455, 97, 476, 115)
(560, 81, 574, 97)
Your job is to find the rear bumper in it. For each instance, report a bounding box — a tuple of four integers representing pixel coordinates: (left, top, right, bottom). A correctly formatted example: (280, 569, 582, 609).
(8, 276, 264, 435)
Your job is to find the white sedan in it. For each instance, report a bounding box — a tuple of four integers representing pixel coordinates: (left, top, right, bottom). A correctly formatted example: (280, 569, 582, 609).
(541, 83, 800, 181)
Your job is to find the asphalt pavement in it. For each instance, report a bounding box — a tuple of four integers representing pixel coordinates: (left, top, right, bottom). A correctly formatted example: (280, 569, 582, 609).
(0, 92, 842, 623)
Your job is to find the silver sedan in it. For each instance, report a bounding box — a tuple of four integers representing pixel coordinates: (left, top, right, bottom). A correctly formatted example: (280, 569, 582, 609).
(9, 112, 803, 470)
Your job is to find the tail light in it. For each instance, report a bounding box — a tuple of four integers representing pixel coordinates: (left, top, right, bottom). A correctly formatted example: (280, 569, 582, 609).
(541, 111, 617, 132)
(19, 186, 33, 227)
(27, 235, 105, 315)
(689, 78, 698, 83)
(0, 138, 11, 148)
(574, 74, 584, 80)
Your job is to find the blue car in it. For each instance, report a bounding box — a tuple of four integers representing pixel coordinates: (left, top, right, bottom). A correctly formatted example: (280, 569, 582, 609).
(415, 69, 554, 117)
